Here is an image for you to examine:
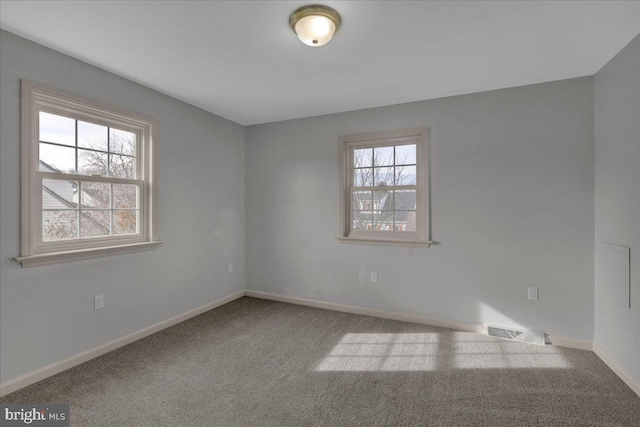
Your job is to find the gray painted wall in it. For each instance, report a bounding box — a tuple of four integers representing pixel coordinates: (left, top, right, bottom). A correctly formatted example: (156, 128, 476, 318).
(246, 78, 595, 342)
(594, 34, 640, 386)
(0, 30, 245, 383)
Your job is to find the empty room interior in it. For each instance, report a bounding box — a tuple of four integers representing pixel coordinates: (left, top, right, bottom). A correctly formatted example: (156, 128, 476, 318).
(0, 1, 639, 425)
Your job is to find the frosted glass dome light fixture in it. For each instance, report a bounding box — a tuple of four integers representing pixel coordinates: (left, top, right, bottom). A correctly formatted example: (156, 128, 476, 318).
(289, 5, 341, 47)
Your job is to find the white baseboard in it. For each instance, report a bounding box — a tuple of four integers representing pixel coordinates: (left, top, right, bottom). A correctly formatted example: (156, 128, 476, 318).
(593, 342, 640, 398)
(246, 290, 486, 333)
(0, 290, 246, 397)
(546, 335, 593, 351)
(245, 290, 592, 351)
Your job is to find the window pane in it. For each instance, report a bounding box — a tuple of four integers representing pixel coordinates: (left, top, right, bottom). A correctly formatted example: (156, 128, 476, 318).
(394, 190, 416, 210)
(373, 190, 392, 210)
(373, 146, 394, 167)
(352, 191, 372, 211)
(39, 143, 76, 174)
(353, 148, 372, 168)
(80, 211, 110, 238)
(113, 184, 138, 209)
(113, 210, 137, 235)
(396, 165, 416, 185)
(109, 153, 136, 179)
(80, 182, 110, 208)
(43, 179, 78, 209)
(43, 210, 78, 241)
(352, 211, 373, 230)
(353, 168, 373, 187)
(373, 167, 394, 186)
(110, 128, 136, 156)
(395, 144, 416, 165)
(39, 112, 75, 146)
(373, 210, 394, 231)
(394, 211, 417, 232)
(78, 149, 108, 176)
(78, 121, 108, 151)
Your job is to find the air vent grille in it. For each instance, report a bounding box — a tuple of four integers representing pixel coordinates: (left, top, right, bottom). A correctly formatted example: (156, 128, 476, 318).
(487, 325, 545, 345)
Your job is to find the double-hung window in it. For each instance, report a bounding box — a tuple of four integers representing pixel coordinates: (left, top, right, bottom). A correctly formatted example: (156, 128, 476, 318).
(16, 81, 160, 267)
(338, 128, 431, 246)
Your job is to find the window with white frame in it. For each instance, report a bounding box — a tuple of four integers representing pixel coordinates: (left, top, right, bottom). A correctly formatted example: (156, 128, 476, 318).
(16, 81, 160, 267)
(338, 128, 431, 246)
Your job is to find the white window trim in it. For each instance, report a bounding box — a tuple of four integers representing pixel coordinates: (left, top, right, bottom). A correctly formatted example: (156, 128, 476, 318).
(337, 128, 432, 247)
(15, 81, 162, 267)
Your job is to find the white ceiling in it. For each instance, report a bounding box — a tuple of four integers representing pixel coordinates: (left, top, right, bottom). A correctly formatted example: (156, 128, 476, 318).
(2, 1, 640, 125)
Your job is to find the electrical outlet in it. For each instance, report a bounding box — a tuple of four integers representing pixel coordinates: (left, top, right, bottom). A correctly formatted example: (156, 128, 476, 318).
(228, 263, 233, 273)
(94, 294, 104, 310)
(528, 287, 538, 301)
(370, 272, 378, 283)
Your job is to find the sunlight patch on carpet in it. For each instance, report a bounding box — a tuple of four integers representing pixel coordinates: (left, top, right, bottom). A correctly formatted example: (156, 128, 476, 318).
(315, 333, 440, 371)
(315, 332, 572, 371)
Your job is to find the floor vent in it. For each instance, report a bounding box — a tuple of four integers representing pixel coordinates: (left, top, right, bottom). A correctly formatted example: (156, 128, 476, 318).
(487, 325, 545, 346)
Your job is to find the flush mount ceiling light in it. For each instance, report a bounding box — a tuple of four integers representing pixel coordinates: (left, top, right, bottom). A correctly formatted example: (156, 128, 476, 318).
(289, 4, 341, 47)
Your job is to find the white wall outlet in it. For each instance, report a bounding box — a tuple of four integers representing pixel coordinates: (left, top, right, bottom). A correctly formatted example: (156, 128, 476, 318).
(228, 263, 233, 273)
(370, 272, 378, 283)
(94, 294, 104, 310)
(528, 287, 538, 301)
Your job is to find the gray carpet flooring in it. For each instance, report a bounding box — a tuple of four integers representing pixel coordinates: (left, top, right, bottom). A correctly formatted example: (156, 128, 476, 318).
(2, 297, 639, 426)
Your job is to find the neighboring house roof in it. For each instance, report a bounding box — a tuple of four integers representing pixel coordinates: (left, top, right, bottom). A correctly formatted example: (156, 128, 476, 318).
(358, 190, 416, 223)
(386, 191, 416, 211)
(39, 161, 112, 237)
(43, 186, 77, 209)
(40, 160, 78, 209)
(40, 159, 61, 173)
(387, 191, 415, 222)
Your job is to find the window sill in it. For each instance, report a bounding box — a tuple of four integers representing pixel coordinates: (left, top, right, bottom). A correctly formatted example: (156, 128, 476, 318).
(336, 236, 433, 247)
(14, 241, 163, 268)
